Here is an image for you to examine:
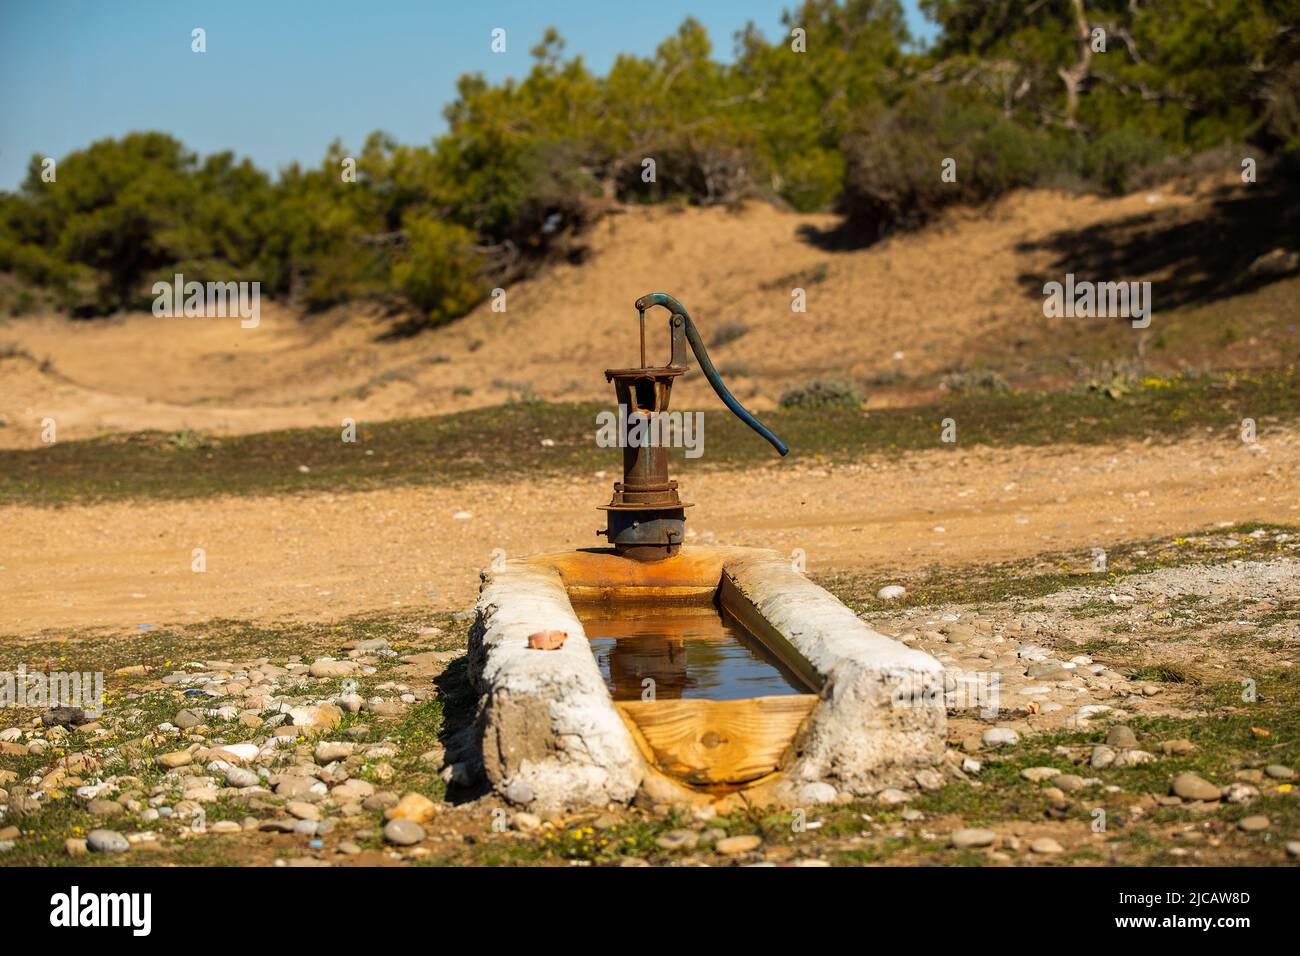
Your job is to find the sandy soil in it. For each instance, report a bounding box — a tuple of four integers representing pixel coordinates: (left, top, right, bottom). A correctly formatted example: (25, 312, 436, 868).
(0, 180, 1222, 450)
(1, 173, 1294, 635)
(2, 427, 1295, 634)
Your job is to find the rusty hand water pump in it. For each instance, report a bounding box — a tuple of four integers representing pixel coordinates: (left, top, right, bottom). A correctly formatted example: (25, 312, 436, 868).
(598, 292, 789, 562)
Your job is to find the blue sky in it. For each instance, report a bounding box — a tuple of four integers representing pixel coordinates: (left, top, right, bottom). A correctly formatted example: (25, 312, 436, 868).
(0, 1, 936, 191)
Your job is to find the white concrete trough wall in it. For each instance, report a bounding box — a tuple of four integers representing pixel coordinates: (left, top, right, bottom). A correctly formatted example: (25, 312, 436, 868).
(468, 560, 645, 811)
(468, 546, 946, 810)
(722, 550, 947, 804)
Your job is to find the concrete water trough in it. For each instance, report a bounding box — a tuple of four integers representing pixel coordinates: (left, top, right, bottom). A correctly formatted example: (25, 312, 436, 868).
(467, 546, 947, 811)
(464, 293, 946, 812)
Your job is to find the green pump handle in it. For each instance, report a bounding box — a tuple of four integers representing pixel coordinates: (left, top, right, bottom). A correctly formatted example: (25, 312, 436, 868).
(634, 292, 789, 457)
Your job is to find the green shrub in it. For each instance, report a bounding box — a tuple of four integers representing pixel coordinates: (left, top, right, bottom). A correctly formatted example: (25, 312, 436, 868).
(390, 218, 486, 328)
(838, 87, 1055, 236)
(941, 368, 1010, 394)
(1080, 128, 1169, 195)
(779, 379, 865, 409)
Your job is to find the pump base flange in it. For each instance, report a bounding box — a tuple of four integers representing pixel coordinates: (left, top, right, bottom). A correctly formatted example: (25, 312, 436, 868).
(600, 508, 686, 562)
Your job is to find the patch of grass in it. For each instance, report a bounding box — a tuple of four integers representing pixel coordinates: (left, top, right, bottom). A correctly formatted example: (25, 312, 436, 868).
(2, 368, 1297, 505)
(818, 521, 1300, 612)
(941, 367, 1010, 394)
(0, 607, 476, 868)
(1125, 662, 1202, 685)
(829, 834, 926, 865)
(778, 378, 865, 409)
(0, 607, 463, 672)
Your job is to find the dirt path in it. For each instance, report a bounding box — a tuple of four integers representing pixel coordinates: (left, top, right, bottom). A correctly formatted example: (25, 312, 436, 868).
(3, 429, 1295, 634)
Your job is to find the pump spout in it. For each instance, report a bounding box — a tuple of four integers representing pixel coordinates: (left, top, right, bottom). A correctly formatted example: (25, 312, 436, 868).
(634, 292, 789, 457)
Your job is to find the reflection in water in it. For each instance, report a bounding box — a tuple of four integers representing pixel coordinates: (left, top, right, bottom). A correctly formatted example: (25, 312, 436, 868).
(574, 602, 806, 702)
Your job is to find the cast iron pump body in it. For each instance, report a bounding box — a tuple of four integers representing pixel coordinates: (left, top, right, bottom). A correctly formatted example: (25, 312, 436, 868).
(598, 292, 789, 562)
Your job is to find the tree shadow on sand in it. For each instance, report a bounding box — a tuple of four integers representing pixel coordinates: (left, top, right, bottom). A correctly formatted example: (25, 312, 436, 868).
(1012, 179, 1300, 311)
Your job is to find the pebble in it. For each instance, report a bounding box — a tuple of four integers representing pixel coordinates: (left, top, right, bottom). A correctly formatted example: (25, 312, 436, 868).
(1171, 773, 1221, 801)
(87, 829, 130, 854)
(1238, 815, 1270, 832)
(1052, 774, 1087, 793)
(1223, 783, 1259, 804)
(276, 777, 322, 799)
(512, 812, 541, 832)
(331, 778, 375, 801)
(1029, 837, 1064, 855)
(1113, 749, 1155, 768)
(714, 834, 762, 855)
(982, 727, 1020, 748)
(155, 750, 193, 769)
(308, 659, 356, 678)
(950, 828, 997, 849)
(689, 804, 717, 824)
(288, 703, 343, 733)
(87, 799, 122, 817)
(286, 801, 321, 822)
(1070, 704, 1112, 724)
(1026, 662, 1073, 681)
(504, 779, 534, 806)
(225, 767, 259, 788)
(173, 709, 203, 730)
(212, 743, 259, 763)
(942, 623, 977, 644)
(655, 829, 699, 851)
(363, 792, 399, 812)
(385, 792, 438, 824)
(795, 781, 838, 805)
(876, 788, 911, 805)
(1160, 739, 1195, 755)
(1106, 726, 1139, 749)
(876, 585, 906, 600)
(1265, 764, 1295, 780)
(383, 819, 426, 846)
(1021, 767, 1062, 783)
(914, 769, 943, 791)
(315, 741, 353, 763)
(1287, 842, 1300, 859)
